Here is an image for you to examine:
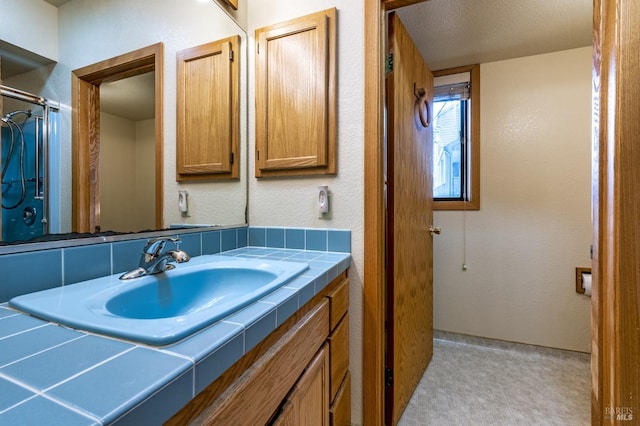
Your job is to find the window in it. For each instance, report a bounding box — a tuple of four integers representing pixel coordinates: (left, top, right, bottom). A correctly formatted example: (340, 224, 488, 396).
(432, 64, 480, 210)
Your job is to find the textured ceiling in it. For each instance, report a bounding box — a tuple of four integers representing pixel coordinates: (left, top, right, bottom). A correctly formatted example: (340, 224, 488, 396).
(397, 0, 592, 71)
(100, 72, 156, 122)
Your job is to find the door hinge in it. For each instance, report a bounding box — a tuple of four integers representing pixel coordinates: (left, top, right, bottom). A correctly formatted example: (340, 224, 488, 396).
(386, 54, 394, 73)
(230, 152, 234, 164)
(385, 367, 393, 387)
(229, 50, 234, 61)
(256, 150, 260, 161)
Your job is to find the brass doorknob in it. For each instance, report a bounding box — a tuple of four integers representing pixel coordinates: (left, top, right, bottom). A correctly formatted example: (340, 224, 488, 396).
(429, 226, 441, 235)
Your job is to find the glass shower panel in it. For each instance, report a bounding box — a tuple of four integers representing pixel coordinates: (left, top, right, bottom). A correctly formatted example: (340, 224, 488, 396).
(1, 103, 46, 242)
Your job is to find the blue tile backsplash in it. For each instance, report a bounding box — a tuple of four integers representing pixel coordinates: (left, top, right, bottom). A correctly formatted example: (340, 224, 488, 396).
(64, 244, 112, 285)
(247, 227, 350, 253)
(0, 249, 62, 302)
(0, 226, 351, 424)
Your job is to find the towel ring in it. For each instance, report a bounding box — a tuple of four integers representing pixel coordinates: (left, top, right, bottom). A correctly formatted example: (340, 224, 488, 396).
(414, 83, 431, 128)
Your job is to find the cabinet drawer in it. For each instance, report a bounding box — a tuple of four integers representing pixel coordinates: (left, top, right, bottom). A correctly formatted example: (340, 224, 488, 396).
(330, 371, 351, 426)
(328, 314, 349, 401)
(327, 277, 349, 331)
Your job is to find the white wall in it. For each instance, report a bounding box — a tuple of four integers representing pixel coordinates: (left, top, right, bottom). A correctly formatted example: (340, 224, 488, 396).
(99, 112, 136, 231)
(433, 47, 593, 352)
(98, 115, 155, 233)
(246, 1, 364, 423)
(135, 119, 156, 230)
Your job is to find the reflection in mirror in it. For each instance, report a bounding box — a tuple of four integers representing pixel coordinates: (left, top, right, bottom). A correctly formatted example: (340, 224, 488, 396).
(0, 0, 248, 249)
(0, 90, 59, 243)
(100, 72, 156, 233)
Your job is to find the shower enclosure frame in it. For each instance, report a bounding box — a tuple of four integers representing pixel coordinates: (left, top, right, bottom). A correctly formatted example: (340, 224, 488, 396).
(1, 84, 58, 239)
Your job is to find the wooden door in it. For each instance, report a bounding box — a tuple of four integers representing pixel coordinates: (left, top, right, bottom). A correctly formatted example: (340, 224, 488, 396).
(385, 12, 434, 426)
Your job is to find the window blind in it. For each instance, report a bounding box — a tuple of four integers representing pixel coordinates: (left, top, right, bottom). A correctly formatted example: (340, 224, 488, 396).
(433, 81, 470, 102)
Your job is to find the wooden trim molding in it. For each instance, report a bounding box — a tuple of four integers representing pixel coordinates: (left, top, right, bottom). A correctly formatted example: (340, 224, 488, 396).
(592, 0, 640, 423)
(223, 0, 238, 10)
(72, 43, 164, 232)
(363, 1, 386, 424)
(432, 63, 480, 211)
(384, 0, 428, 11)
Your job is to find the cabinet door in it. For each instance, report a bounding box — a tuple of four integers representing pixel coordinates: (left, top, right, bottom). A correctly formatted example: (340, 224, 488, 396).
(272, 344, 330, 426)
(255, 8, 336, 178)
(176, 35, 240, 181)
(330, 372, 351, 426)
(328, 315, 349, 401)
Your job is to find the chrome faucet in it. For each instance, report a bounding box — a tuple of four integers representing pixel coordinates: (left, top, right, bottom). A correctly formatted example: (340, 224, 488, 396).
(120, 236, 190, 280)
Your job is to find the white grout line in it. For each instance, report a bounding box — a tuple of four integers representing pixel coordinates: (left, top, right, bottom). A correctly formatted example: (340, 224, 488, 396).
(0, 333, 86, 369)
(42, 346, 137, 393)
(0, 370, 103, 425)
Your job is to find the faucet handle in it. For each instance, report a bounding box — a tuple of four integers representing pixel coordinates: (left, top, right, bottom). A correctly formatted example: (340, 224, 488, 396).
(170, 250, 190, 263)
(143, 236, 180, 256)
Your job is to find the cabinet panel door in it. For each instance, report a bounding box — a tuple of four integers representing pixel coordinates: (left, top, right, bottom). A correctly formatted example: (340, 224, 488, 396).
(327, 277, 349, 331)
(278, 344, 330, 426)
(330, 372, 351, 426)
(255, 8, 336, 177)
(329, 315, 349, 401)
(176, 35, 240, 180)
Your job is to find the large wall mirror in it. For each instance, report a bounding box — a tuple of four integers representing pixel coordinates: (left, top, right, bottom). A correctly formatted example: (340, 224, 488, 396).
(0, 0, 248, 250)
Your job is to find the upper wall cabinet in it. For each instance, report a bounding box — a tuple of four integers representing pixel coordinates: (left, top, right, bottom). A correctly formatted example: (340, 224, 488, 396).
(176, 35, 240, 181)
(255, 8, 337, 178)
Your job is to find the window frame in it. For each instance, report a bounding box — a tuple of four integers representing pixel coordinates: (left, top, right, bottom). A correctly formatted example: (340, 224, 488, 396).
(432, 64, 480, 210)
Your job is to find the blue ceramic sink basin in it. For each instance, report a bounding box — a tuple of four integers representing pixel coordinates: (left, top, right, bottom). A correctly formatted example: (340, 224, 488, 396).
(10, 255, 308, 345)
(105, 268, 280, 319)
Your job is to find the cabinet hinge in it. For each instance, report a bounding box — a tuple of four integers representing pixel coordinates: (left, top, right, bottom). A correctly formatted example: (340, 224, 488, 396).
(256, 150, 260, 161)
(229, 50, 234, 61)
(385, 367, 393, 387)
(386, 54, 393, 73)
(230, 152, 234, 164)
(256, 43, 260, 54)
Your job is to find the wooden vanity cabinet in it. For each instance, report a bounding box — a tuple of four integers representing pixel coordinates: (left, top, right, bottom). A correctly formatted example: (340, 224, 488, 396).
(167, 273, 350, 425)
(176, 35, 240, 181)
(254, 8, 337, 178)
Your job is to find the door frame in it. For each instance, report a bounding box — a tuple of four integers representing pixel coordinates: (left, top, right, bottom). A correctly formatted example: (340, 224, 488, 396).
(71, 43, 163, 233)
(363, 1, 388, 423)
(364, 1, 639, 424)
(591, 0, 640, 422)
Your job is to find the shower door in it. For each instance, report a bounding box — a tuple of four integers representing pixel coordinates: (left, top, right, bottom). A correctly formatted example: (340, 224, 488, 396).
(1, 107, 44, 242)
(0, 86, 59, 244)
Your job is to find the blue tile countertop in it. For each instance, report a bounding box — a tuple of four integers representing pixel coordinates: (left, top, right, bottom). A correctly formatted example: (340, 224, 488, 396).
(0, 247, 350, 425)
